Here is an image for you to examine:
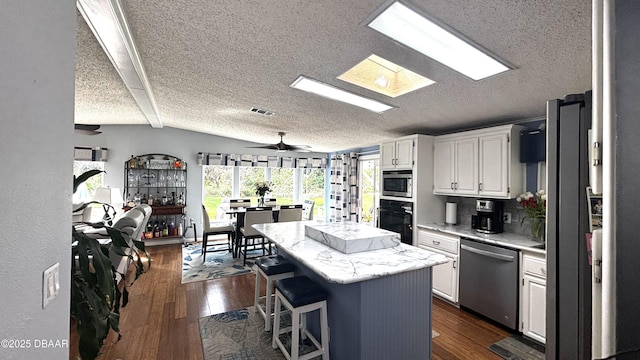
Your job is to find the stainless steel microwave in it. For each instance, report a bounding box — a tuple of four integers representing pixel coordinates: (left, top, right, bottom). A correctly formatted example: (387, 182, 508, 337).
(382, 170, 413, 198)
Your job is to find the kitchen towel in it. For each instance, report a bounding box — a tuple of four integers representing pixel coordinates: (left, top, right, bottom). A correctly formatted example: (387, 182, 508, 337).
(445, 202, 457, 224)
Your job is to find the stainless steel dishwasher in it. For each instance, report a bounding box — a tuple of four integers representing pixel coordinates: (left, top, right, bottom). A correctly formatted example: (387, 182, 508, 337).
(459, 238, 519, 330)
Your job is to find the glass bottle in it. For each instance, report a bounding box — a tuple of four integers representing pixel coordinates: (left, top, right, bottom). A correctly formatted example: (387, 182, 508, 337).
(128, 155, 136, 169)
(162, 191, 168, 206)
(162, 220, 169, 237)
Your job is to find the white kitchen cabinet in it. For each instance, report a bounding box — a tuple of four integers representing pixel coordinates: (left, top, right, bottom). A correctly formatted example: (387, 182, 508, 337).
(418, 228, 460, 303)
(433, 137, 478, 195)
(381, 138, 414, 169)
(478, 132, 510, 197)
(520, 252, 546, 344)
(433, 124, 523, 199)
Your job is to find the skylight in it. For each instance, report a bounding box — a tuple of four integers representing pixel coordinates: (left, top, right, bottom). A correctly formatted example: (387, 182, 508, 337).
(290, 76, 394, 113)
(367, 1, 510, 81)
(338, 54, 435, 98)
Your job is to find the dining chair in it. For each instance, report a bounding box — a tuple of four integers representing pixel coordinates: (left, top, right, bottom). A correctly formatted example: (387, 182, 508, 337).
(201, 204, 235, 261)
(229, 198, 251, 208)
(264, 198, 278, 206)
(302, 199, 315, 220)
(277, 204, 303, 222)
(239, 207, 273, 265)
(228, 198, 251, 246)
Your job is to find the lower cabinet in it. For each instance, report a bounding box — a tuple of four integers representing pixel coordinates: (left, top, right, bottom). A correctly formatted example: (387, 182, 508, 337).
(521, 252, 546, 344)
(431, 252, 459, 303)
(418, 228, 460, 303)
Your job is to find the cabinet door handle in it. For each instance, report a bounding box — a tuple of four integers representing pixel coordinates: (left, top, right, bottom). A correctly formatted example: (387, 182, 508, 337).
(541, 267, 546, 275)
(432, 240, 440, 245)
(453, 260, 457, 269)
(392, 159, 396, 165)
(454, 182, 458, 190)
(451, 182, 454, 190)
(479, 183, 483, 191)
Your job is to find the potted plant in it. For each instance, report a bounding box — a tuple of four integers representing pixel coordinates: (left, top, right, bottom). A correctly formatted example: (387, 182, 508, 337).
(515, 190, 547, 242)
(71, 170, 149, 359)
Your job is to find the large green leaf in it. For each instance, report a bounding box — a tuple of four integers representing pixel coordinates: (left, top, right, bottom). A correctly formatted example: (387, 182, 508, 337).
(73, 170, 105, 194)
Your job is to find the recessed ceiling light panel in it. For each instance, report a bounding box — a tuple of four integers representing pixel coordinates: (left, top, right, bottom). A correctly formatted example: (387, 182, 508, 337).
(290, 76, 394, 113)
(367, 1, 510, 81)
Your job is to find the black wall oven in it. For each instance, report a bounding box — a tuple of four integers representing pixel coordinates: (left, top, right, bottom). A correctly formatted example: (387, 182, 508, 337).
(382, 170, 413, 198)
(379, 199, 413, 245)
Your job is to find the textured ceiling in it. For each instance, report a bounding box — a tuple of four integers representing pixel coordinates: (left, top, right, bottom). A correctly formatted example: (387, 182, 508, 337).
(74, 0, 592, 152)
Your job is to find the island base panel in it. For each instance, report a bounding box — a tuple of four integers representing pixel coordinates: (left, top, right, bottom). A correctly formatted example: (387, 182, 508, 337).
(279, 252, 433, 360)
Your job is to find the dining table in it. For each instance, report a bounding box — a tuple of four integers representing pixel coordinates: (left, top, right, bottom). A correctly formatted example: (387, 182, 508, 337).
(224, 205, 283, 256)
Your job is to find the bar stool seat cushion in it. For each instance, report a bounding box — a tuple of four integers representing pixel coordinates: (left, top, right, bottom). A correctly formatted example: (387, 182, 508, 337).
(256, 255, 296, 276)
(275, 275, 328, 308)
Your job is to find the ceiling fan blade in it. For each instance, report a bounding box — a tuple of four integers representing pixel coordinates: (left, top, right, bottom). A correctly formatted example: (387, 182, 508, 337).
(247, 132, 312, 152)
(74, 124, 101, 135)
(247, 144, 281, 150)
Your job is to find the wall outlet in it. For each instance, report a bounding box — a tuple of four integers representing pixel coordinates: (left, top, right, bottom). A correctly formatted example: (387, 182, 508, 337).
(503, 212, 512, 224)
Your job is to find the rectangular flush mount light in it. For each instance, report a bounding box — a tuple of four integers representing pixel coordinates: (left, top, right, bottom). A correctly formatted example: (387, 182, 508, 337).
(367, 1, 510, 80)
(290, 76, 394, 113)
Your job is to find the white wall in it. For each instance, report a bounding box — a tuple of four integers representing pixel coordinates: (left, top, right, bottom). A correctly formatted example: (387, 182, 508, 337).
(0, 1, 75, 359)
(75, 125, 327, 233)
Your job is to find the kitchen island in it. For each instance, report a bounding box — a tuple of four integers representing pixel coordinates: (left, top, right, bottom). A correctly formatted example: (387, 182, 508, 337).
(253, 221, 448, 360)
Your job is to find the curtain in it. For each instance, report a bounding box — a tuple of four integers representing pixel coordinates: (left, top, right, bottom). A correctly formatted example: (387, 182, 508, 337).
(329, 152, 359, 222)
(198, 152, 326, 169)
(74, 147, 108, 161)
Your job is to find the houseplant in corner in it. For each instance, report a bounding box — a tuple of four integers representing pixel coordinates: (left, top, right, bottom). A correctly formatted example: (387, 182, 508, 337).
(516, 190, 547, 242)
(71, 170, 148, 359)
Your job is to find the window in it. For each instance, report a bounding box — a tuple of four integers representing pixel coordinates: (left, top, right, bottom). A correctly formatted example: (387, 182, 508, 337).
(239, 167, 266, 202)
(358, 155, 379, 226)
(73, 160, 104, 203)
(270, 168, 294, 205)
(202, 165, 326, 219)
(302, 168, 326, 219)
(203, 166, 233, 218)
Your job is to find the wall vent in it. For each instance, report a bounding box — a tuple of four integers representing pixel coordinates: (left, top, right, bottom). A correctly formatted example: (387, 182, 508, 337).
(250, 107, 274, 116)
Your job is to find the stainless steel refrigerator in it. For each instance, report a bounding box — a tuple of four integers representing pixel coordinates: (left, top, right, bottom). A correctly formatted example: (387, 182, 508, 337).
(546, 92, 593, 359)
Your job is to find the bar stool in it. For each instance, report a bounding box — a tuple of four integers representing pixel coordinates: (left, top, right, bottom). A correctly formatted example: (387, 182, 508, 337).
(254, 255, 296, 331)
(272, 275, 329, 360)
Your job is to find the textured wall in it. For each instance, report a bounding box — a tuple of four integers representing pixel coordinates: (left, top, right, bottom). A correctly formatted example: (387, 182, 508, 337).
(0, 1, 76, 359)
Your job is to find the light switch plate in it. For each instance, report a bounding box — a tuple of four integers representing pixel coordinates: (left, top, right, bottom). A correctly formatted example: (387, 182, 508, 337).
(43, 262, 60, 309)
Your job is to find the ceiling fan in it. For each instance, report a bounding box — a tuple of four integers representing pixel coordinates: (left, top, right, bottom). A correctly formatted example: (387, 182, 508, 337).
(248, 132, 311, 152)
(75, 124, 101, 135)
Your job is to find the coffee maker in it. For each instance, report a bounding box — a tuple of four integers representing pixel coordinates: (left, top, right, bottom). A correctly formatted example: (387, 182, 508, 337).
(471, 199, 504, 234)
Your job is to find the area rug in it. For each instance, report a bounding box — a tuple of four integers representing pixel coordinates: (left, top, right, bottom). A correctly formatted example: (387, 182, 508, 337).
(182, 243, 258, 284)
(199, 306, 441, 360)
(488, 334, 545, 360)
(199, 306, 320, 360)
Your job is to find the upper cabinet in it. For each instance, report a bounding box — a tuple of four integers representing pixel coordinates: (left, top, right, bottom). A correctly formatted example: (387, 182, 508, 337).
(381, 138, 414, 169)
(433, 137, 478, 195)
(433, 124, 524, 199)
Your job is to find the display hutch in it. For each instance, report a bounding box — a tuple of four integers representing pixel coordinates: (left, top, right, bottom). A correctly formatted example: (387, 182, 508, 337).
(124, 154, 187, 241)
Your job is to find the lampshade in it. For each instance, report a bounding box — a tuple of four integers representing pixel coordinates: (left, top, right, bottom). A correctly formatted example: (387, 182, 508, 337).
(93, 187, 125, 205)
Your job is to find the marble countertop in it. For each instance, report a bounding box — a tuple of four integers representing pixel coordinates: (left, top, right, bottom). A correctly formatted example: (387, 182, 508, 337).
(253, 221, 448, 284)
(417, 223, 546, 254)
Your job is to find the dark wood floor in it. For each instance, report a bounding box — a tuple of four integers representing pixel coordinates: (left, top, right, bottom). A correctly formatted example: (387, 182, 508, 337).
(70, 243, 512, 359)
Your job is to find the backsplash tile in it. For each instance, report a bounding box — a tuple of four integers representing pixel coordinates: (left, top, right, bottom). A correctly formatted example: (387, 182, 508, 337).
(445, 196, 533, 238)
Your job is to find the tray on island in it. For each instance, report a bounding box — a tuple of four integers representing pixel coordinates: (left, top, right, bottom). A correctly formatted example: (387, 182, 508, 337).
(304, 221, 401, 254)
